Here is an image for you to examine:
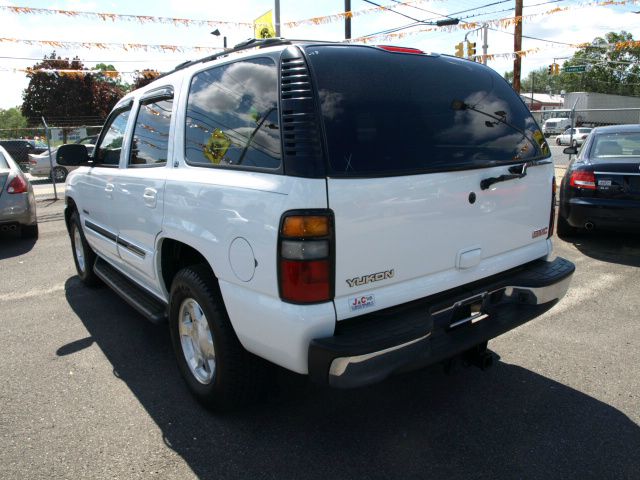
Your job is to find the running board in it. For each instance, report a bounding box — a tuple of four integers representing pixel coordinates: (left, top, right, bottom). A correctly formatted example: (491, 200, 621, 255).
(94, 257, 167, 324)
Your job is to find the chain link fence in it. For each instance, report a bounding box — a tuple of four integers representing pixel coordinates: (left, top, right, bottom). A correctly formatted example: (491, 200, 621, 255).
(0, 123, 102, 179)
(538, 108, 640, 167)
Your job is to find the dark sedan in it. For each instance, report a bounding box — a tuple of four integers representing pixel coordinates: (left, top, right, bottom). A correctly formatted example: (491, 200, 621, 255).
(558, 124, 640, 235)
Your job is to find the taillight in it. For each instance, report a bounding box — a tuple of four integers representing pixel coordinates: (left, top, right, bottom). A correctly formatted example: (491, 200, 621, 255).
(569, 171, 596, 190)
(6, 175, 28, 194)
(581, 135, 588, 139)
(548, 176, 556, 238)
(29, 158, 38, 165)
(278, 210, 334, 304)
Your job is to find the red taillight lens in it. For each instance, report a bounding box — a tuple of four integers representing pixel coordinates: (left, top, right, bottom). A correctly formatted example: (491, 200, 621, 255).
(280, 260, 330, 303)
(278, 211, 334, 304)
(6, 175, 28, 194)
(377, 45, 424, 54)
(569, 171, 596, 190)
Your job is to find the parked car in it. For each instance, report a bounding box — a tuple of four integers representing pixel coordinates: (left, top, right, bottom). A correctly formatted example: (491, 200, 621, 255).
(555, 127, 592, 146)
(57, 38, 574, 410)
(542, 117, 571, 137)
(558, 124, 640, 235)
(29, 137, 97, 182)
(0, 145, 38, 238)
(0, 139, 47, 167)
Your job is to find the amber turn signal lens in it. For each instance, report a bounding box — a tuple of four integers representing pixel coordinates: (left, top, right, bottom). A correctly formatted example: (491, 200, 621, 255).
(281, 216, 329, 238)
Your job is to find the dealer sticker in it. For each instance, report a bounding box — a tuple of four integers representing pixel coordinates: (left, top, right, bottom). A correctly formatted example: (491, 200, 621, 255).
(349, 294, 376, 312)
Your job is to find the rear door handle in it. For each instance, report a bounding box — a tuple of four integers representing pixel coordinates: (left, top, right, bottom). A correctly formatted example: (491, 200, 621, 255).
(105, 183, 114, 199)
(143, 187, 157, 208)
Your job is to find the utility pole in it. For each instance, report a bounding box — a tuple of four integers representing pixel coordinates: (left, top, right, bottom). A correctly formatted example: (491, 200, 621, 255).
(275, 0, 281, 36)
(482, 24, 488, 65)
(513, 0, 523, 93)
(345, 0, 351, 40)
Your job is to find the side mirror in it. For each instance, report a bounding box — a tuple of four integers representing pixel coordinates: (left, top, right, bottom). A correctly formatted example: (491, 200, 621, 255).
(57, 144, 90, 166)
(563, 146, 578, 155)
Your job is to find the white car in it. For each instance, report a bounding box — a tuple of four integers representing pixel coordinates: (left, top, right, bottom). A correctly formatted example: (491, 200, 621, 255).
(56, 38, 574, 410)
(29, 137, 96, 182)
(555, 127, 593, 147)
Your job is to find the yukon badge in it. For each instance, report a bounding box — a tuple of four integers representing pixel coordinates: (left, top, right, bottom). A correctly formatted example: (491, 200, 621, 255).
(531, 227, 548, 238)
(346, 269, 395, 288)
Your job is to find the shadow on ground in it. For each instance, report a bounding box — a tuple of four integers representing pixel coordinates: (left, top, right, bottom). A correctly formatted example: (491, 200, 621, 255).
(563, 230, 640, 267)
(62, 277, 640, 479)
(0, 230, 36, 259)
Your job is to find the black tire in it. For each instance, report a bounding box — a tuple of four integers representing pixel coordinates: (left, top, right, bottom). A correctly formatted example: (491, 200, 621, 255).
(169, 264, 271, 411)
(555, 137, 561, 145)
(557, 213, 577, 238)
(69, 211, 99, 286)
(51, 166, 68, 183)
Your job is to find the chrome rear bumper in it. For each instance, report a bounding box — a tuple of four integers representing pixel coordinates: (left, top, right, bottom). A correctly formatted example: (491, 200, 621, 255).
(309, 257, 575, 389)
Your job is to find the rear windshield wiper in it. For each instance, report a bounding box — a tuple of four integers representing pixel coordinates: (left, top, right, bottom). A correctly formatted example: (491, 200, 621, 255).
(480, 159, 552, 190)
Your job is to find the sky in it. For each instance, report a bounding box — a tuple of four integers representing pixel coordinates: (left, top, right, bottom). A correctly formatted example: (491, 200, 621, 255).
(0, 0, 639, 110)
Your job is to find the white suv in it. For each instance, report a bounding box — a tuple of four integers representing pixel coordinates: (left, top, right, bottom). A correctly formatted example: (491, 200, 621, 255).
(57, 39, 574, 410)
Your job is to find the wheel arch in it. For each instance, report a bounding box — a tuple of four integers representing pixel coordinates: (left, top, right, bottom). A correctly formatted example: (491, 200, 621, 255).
(64, 196, 77, 234)
(158, 237, 220, 298)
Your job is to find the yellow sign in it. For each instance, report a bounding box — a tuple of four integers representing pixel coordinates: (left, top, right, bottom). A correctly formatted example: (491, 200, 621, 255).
(254, 10, 275, 39)
(204, 129, 231, 165)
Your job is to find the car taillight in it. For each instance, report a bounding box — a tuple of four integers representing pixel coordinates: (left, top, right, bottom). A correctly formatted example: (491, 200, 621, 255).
(569, 171, 596, 190)
(29, 158, 37, 165)
(278, 210, 334, 304)
(548, 176, 556, 238)
(581, 135, 588, 139)
(6, 175, 28, 194)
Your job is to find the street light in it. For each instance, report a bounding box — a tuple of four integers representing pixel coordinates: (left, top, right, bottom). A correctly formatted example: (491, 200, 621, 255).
(211, 29, 227, 49)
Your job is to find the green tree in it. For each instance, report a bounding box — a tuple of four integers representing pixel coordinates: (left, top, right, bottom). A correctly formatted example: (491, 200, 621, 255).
(0, 107, 27, 129)
(558, 31, 640, 96)
(0, 107, 28, 139)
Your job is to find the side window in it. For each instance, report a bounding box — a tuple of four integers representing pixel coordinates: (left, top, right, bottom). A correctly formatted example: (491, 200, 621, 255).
(185, 57, 281, 171)
(129, 97, 173, 167)
(94, 108, 131, 166)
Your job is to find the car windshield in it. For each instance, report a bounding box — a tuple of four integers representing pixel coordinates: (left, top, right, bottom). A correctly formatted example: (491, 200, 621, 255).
(591, 132, 640, 158)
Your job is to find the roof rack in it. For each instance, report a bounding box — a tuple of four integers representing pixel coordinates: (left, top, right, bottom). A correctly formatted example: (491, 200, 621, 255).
(164, 37, 294, 78)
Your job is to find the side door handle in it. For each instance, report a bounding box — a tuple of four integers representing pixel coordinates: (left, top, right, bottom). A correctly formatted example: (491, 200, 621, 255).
(143, 187, 157, 208)
(105, 183, 115, 199)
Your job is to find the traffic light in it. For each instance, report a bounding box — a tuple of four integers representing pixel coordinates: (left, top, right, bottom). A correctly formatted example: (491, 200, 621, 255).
(454, 42, 464, 58)
(553, 63, 560, 75)
(467, 42, 476, 59)
(548, 64, 553, 75)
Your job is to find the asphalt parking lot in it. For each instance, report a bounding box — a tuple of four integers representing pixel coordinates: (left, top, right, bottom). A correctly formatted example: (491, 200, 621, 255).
(1, 184, 639, 479)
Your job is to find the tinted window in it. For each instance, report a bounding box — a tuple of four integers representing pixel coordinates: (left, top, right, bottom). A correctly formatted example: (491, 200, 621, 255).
(185, 57, 281, 170)
(591, 132, 640, 158)
(129, 98, 173, 166)
(0, 151, 9, 169)
(306, 46, 548, 176)
(95, 108, 131, 166)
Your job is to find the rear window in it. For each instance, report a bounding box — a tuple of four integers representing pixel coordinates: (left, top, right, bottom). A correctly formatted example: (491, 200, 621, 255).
(0, 151, 9, 169)
(305, 46, 548, 176)
(591, 132, 640, 158)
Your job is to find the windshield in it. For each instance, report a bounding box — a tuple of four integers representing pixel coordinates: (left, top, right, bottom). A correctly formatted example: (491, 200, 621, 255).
(305, 45, 548, 177)
(591, 132, 640, 158)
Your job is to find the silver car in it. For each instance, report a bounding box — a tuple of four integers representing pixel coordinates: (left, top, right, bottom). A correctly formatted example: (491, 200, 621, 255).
(0, 145, 38, 238)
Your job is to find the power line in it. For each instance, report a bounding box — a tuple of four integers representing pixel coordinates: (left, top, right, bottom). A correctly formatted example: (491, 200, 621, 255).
(360, 0, 568, 40)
